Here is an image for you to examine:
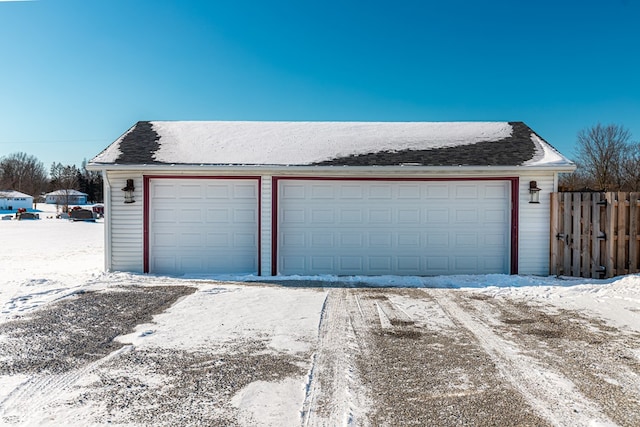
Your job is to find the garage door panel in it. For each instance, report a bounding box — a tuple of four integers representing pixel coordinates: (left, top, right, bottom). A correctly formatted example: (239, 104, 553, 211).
(427, 184, 450, 198)
(311, 210, 334, 223)
(154, 233, 176, 247)
(179, 209, 203, 223)
(426, 233, 449, 247)
(454, 209, 478, 223)
(427, 208, 449, 223)
(455, 185, 478, 199)
(278, 180, 510, 275)
(178, 232, 203, 248)
(398, 233, 420, 247)
(180, 184, 203, 198)
(340, 209, 362, 222)
(233, 184, 257, 199)
(233, 208, 257, 223)
(282, 209, 305, 223)
(340, 256, 363, 272)
(369, 184, 393, 199)
(205, 185, 230, 198)
(282, 232, 305, 247)
(484, 184, 509, 198)
(340, 233, 363, 247)
(369, 256, 392, 271)
(311, 233, 333, 247)
(398, 209, 420, 223)
(149, 178, 258, 275)
(153, 209, 176, 222)
(340, 185, 363, 199)
(485, 208, 507, 222)
(207, 209, 230, 222)
(397, 184, 421, 199)
(311, 185, 334, 198)
(369, 209, 392, 224)
(206, 233, 229, 247)
(152, 183, 177, 198)
(370, 233, 392, 247)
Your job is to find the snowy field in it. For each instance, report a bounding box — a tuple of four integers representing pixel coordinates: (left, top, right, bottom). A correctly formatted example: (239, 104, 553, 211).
(1, 204, 640, 426)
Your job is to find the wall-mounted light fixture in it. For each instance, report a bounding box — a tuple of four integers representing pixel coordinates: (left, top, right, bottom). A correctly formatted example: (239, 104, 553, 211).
(529, 181, 541, 204)
(122, 179, 135, 204)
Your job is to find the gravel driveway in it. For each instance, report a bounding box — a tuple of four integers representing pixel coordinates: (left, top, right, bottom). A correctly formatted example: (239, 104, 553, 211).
(1, 284, 639, 426)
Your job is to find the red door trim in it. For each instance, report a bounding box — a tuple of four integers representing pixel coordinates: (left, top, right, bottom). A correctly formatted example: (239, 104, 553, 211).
(143, 175, 262, 275)
(271, 176, 519, 276)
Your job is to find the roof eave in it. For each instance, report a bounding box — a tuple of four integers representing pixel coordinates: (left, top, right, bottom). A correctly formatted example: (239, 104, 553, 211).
(86, 162, 577, 173)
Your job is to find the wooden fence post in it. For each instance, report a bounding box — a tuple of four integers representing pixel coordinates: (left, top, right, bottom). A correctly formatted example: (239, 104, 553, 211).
(563, 194, 572, 276)
(571, 193, 582, 277)
(550, 192, 559, 276)
(617, 192, 627, 275)
(630, 192, 639, 273)
(591, 193, 602, 278)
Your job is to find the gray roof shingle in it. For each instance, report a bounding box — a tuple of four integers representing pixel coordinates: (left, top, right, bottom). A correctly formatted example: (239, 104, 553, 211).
(90, 120, 573, 168)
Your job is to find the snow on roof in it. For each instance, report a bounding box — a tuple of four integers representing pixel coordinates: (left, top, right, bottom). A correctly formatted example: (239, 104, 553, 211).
(89, 121, 575, 168)
(0, 190, 33, 198)
(153, 121, 512, 165)
(45, 189, 88, 196)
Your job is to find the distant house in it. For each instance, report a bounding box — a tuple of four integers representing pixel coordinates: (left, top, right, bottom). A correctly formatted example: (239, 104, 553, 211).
(45, 189, 88, 205)
(88, 120, 576, 277)
(0, 190, 33, 211)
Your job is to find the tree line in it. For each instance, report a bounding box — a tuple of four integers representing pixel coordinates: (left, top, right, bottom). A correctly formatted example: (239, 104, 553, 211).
(560, 123, 640, 192)
(0, 152, 103, 204)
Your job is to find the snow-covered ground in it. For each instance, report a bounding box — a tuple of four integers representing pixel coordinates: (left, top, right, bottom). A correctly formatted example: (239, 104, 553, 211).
(1, 204, 640, 425)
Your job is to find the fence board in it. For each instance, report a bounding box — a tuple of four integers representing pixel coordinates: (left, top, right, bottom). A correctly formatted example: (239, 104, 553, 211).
(591, 194, 601, 278)
(580, 193, 591, 278)
(551, 192, 640, 278)
(571, 193, 582, 277)
(617, 192, 627, 275)
(606, 193, 616, 277)
(630, 193, 639, 272)
(550, 192, 560, 276)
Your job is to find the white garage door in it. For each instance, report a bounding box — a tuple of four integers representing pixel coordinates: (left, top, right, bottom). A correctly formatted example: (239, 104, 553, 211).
(277, 180, 511, 276)
(148, 178, 258, 275)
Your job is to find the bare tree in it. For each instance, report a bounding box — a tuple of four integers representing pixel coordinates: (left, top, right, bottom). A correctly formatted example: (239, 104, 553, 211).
(574, 124, 632, 191)
(49, 162, 80, 212)
(620, 141, 640, 191)
(0, 152, 48, 207)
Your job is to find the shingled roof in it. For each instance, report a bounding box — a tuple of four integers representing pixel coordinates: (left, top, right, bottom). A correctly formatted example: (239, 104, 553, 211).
(89, 121, 574, 168)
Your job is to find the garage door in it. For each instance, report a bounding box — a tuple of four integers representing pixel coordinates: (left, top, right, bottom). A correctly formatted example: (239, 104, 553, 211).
(148, 178, 259, 275)
(277, 180, 511, 275)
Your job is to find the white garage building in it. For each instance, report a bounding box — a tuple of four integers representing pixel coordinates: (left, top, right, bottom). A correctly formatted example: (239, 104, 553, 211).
(88, 121, 575, 277)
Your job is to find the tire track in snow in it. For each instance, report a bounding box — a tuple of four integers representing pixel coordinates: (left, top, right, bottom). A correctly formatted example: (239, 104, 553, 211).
(431, 290, 616, 427)
(0, 345, 134, 424)
(301, 289, 370, 427)
(471, 294, 640, 426)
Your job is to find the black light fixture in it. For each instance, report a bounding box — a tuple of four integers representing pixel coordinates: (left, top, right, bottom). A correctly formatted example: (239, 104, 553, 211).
(529, 181, 541, 204)
(122, 179, 135, 204)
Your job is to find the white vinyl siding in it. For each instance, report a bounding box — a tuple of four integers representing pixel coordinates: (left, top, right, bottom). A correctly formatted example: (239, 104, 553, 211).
(517, 172, 556, 275)
(102, 168, 559, 277)
(260, 176, 272, 275)
(107, 171, 144, 273)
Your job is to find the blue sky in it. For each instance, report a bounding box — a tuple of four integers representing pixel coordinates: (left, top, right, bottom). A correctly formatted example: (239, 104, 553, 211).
(0, 0, 638, 169)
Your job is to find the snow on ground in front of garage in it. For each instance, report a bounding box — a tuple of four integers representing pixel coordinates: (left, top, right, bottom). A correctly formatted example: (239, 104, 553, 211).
(2, 213, 640, 425)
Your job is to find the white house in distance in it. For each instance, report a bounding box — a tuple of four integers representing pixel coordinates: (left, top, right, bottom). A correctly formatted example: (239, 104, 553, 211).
(0, 190, 33, 210)
(88, 121, 576, 277)
(45, 189, 88, 205)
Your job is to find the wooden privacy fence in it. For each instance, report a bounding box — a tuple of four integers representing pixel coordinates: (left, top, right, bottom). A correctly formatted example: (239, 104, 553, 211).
(550, 192, 640, 278)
